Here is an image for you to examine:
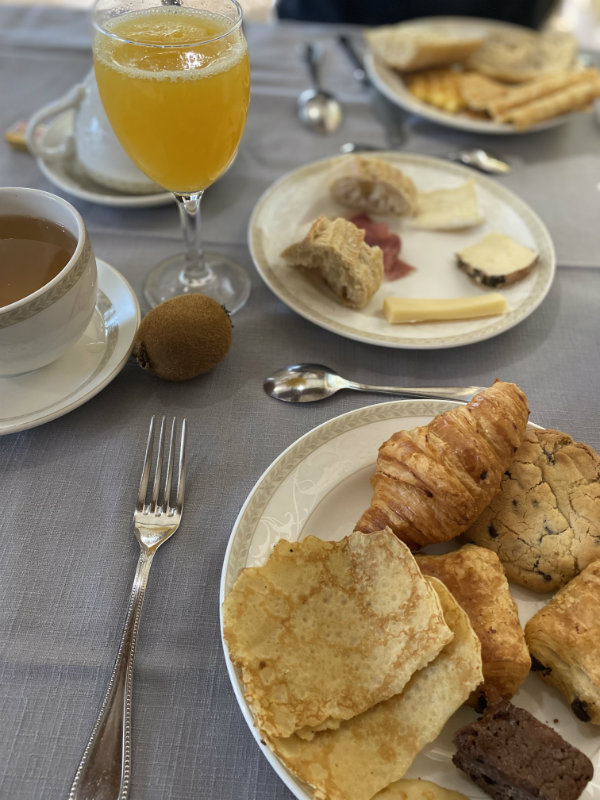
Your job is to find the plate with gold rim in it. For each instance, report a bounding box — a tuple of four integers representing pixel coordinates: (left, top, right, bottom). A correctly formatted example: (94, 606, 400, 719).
(220, 399, 600, 800)
(0, 260, 140, 435)
(247, 152, 555, 349)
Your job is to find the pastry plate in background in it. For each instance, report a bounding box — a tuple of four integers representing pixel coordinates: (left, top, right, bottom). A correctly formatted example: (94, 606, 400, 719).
(220, 399, 600, 799)
(35, 112, 173, 209)
(248, 153, 555, 349)
(0, 260, 140, 435)
(363, 16, 573, 136)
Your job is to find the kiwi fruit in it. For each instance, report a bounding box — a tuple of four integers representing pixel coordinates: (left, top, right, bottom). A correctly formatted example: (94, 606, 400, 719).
(132, 293, 232, 381)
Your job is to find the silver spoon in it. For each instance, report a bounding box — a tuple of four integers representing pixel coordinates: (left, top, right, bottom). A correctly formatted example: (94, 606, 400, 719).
(444, 148, 511, 174)
(340, 142, 511, 174)
(297, 43, 343, 135)
(264, 364, 483, 404)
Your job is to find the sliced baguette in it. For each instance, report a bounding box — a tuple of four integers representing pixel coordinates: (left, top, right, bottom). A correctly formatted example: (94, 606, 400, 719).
(281, 215, 383, 309)
(366, 25, 484, 73)
(330, 156, 418, 216)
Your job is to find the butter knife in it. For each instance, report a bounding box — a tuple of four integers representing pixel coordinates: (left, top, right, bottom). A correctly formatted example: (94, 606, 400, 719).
(337, 34, 407, 149)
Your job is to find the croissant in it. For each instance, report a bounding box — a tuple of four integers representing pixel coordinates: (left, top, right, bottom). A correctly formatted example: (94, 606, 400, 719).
(355, 381, 529, 550)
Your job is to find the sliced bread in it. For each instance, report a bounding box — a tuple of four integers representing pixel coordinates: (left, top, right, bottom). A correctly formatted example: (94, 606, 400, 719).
(281, 215, 384, 309)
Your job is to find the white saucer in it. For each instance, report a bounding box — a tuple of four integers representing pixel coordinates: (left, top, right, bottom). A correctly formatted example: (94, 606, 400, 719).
(0, 260, 141, 435)
(36, 111, 173, 208)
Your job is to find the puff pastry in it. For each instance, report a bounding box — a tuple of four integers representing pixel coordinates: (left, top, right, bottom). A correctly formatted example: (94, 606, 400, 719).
(525, 560, 600, 724)
(417, 544, 530, 707)
(354, 381, 530, 549)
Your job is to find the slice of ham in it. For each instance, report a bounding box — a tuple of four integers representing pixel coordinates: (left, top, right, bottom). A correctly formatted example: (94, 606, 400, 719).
(349, 213, 416, 280)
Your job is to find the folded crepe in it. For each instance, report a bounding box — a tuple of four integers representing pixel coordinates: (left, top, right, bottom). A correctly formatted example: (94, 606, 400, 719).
(267, 578, 483, 800)
(222, 530, 453, 739)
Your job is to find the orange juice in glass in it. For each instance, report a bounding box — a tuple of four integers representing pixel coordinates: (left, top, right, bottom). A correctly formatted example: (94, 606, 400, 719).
(93, 0, 251, 312)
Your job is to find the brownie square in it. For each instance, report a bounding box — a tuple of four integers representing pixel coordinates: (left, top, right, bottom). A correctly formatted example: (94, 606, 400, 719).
(452, 698, 593, 800)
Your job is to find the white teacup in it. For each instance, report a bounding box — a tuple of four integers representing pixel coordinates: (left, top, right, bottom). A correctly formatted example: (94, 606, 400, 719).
(25, 70, 161, 195)
(0, 187, 98, 377)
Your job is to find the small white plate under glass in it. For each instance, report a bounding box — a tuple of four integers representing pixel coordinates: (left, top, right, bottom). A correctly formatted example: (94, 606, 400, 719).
(35, 111, 173, 209)
(0, 260, 140, 435)
(220, 400, 600, 800)
(248, 152, 555, 349)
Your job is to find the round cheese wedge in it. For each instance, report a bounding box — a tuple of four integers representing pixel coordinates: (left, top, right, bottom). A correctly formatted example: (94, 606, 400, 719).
(456, 231, 538, 287)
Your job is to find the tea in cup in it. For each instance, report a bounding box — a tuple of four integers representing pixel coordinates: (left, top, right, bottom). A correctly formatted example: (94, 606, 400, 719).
(25, 70, 161, 195)
(0, 187, 98, 376)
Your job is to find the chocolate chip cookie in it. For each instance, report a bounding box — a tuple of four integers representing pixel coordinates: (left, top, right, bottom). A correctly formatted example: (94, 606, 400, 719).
(462, 428, 600, 592)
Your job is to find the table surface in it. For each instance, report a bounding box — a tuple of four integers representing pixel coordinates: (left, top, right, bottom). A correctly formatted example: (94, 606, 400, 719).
(1, 6, 600, 800)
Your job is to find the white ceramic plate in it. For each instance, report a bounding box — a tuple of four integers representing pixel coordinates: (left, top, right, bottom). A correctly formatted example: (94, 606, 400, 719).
(220, 400, 600, 800)
(0, 260, 140, 435)
(363, 16, 573, 135)
(35, 112, 173, 208)
(248, 152, 555, 349)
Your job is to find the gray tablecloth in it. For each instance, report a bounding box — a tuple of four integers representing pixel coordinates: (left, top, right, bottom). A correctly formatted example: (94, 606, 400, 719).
(1, 6, 600, 800)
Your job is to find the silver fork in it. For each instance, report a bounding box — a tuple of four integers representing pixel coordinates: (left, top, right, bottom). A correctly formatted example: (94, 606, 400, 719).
(68, 415, 187, 800)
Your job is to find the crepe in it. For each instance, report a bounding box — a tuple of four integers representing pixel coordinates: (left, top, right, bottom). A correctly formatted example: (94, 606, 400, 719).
(458, 71, 511, 112)
(500, 76, 600, 130)
(222, 530, 453, 739)
(267, 579, 483, 800)
(486, 68, 600, 119)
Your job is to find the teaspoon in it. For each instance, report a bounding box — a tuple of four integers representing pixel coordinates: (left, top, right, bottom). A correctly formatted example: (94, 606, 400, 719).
(264, 364, 483, 404)
(297, 43, 343, 135)
(340, 142, 511, 174)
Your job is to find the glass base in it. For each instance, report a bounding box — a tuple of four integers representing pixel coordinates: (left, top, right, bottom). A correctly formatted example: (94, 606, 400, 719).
(143, 251, 251, 314)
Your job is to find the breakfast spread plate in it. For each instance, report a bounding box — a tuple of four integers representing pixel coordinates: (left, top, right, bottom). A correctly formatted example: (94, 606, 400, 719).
(0, 260, 140, 435)
(363, 16, 584, 135)
(220, 399, 600, 799)
(248, 152, 555, 349)
(35, 112, 173, 208)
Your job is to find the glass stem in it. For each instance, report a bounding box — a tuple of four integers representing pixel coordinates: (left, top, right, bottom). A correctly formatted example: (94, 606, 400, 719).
(174, 191, 208, 283)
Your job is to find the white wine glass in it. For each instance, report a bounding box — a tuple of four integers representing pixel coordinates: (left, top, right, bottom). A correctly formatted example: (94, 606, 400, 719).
(93, 0, 251, 312)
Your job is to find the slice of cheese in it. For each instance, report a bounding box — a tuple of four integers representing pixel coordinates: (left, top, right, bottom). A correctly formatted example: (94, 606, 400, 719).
(409, 179, 483, 230)
(456, 231, 538, 286)
(383, 293, 507, 323)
